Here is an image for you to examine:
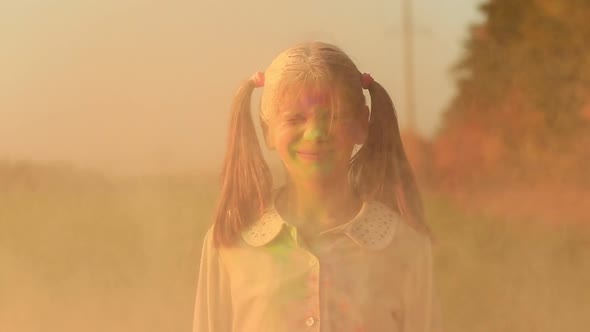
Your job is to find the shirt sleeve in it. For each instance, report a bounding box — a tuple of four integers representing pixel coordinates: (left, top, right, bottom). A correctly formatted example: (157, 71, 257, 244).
(403, 235, 443, 332)
(192, 227, 233, 332)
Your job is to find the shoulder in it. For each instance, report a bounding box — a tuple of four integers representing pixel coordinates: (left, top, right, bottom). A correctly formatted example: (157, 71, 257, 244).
(389, 213, 434, 272)
(365, 201, 433, 261)
(199, 224, 239, 272)
(200, 225, 230, 258)
(199, 226, 217, 259)
(346, 200, 432, 253)
(395, 216, 432, 248)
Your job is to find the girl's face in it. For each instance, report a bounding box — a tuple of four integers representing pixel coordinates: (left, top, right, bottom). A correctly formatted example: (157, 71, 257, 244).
(264, 86, 368, 183)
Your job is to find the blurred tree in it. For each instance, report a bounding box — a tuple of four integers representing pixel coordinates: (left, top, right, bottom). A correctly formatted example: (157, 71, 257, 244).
(434, 0, 590, 186)
(444, 0, 590, 134)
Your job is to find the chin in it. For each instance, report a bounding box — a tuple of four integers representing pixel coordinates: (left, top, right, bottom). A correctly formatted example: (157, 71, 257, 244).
(298, 167, 348, 183)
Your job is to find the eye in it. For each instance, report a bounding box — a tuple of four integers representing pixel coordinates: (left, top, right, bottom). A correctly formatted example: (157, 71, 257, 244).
(284, 114, 305, 124)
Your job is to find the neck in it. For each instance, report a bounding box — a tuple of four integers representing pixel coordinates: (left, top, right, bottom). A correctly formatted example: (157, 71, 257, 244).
(277, 174, 362, 236)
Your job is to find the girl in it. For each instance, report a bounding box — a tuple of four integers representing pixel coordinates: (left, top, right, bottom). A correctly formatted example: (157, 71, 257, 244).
(193, 42, 441, 332)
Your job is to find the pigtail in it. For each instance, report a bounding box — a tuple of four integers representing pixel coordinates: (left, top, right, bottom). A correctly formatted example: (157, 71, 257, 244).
(350, 79, 430, 235)
(212, 75, 273, 247)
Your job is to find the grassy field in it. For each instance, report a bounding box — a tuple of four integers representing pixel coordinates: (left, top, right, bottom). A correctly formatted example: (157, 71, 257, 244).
(1, 163, 589, 331)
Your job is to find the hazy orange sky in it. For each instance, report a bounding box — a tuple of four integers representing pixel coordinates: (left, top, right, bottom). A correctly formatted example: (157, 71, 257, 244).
(0, 0, 484, 175)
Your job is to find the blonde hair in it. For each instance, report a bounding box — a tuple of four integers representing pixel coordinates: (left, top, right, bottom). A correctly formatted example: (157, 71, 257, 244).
(213, 42, 428, 247)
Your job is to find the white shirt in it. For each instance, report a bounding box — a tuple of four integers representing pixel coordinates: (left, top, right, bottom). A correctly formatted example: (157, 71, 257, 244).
(193, 199, 442, 332)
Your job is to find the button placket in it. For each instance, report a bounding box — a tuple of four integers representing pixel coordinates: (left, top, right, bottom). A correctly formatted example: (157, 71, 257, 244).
(305, 253, 320, 329)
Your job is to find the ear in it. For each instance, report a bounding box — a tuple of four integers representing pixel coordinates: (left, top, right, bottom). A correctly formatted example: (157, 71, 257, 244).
(354, 105, 370, 145)
(261, 120, 276, 150)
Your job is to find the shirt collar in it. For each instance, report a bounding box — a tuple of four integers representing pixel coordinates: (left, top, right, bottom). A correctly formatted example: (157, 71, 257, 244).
(240, 200, 400, 251)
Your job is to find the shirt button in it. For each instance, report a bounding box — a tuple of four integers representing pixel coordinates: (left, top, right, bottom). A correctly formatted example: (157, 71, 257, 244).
(305, 317, 315, 327)
(308, 257, 318, 267)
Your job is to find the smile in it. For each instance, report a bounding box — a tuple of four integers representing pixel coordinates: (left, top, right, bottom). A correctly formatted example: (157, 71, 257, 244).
(296, 150, 330, 161)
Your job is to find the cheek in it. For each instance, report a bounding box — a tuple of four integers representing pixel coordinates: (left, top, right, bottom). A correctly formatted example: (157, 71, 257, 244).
(272, 127, 299, 155)
(274, 126, 296, 143)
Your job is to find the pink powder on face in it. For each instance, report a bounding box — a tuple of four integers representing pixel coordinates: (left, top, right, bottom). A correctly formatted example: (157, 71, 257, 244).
(299, 89, 330, 110)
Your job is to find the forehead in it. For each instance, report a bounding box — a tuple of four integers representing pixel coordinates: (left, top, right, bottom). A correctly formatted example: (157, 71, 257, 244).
(277, 81, 343, 114)
(260, 74, 363, 123)
(284, 87, 330, 109)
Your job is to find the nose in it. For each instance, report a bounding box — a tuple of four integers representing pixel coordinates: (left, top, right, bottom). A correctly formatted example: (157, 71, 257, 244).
(302, 116, 330, 142)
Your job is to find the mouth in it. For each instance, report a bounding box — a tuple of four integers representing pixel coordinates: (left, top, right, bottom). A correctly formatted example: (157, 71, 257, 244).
(296, 150, 331, 161)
